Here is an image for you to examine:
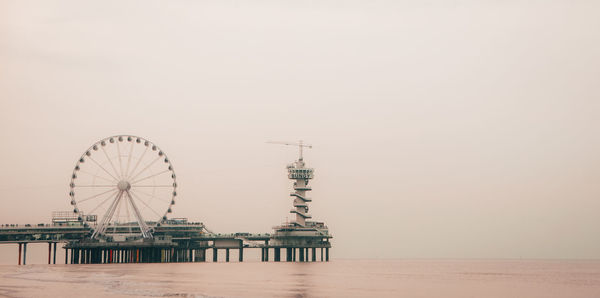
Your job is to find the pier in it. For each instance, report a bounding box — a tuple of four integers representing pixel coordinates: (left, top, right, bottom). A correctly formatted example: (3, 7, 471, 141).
(0, 136, 332, 264)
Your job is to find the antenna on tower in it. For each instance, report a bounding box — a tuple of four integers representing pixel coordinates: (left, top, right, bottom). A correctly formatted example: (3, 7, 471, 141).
(266, 140, 312, 160)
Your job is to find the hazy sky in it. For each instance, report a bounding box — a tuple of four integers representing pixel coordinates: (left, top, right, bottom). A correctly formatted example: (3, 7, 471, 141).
(1, 0, 600, 261)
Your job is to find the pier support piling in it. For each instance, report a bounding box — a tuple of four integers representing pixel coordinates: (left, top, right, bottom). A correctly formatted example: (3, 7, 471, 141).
(274, 248, 281, 262)
(23, 243, 27, 265)
(18, 243, 22, 265)
(226, 248, 230, 262)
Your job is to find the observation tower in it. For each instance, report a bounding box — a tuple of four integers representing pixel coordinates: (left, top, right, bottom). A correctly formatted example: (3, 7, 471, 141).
(267, 140, 332, 262)
(286, 141, 314, 227)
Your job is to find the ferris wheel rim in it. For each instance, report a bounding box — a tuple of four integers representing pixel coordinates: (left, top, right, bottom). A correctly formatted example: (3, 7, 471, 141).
(68, 135, 177, 238)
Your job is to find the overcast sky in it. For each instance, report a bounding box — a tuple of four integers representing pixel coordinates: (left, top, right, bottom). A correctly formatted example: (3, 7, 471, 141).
(1, 0, 600, 262)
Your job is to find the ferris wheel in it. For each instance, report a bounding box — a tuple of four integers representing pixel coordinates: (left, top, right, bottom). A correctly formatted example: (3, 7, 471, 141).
(69, 135, 177, 239)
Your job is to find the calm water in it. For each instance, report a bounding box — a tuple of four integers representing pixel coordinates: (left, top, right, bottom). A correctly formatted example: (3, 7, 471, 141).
(1, 259, 600, 297)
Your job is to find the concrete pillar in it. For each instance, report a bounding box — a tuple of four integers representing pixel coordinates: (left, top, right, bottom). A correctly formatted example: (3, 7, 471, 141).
(65, 248, 69, 264)
(23, 243, 27, 265)
(18, 243, 22, 265)
(261, 248, 265, 262)
(226, 248, 230, 262)
(274, 248, 281, 262)
(299, 247, 304, 262)
(293, 248, 296, 262)
(312, 248, 316, 262)
(264, 240, 269, 262)
(48, 242, 52, 264)
(326, 247, 329, 262)
(286, 248, 292, 262)
(239, 247, 244, 262)
(213, 248, 218, 262)
(321, 248, 324, 262)
(53, 243, 57, 264)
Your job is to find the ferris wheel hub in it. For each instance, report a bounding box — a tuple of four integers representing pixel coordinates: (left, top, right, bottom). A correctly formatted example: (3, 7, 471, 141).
(117, 180, 131, 191)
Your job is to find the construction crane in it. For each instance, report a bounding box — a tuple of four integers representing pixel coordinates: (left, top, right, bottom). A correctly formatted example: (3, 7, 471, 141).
(266, 140, 312, 160)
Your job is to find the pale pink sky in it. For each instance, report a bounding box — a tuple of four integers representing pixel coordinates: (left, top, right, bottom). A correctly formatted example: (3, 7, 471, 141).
(1, 0, 600, 262)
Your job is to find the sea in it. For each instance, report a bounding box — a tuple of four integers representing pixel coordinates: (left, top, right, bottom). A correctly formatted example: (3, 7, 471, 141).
(1, 259, 600, 297)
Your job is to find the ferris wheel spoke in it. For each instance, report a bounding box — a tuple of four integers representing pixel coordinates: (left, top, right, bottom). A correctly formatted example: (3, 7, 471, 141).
(131, 188, 171, 204)
(116, 140, 124, 178)
(131, 169, 171, 185)
(124, 142, 135, 180)
(131, 185, 174, 187)
(100, 146, 122, 180)
(74, 185, 116, 187)
(129, 190, 163, 218)
(129, 155, 162, 181)
(87, 155, 119, 182)
(127, 146, 148, 180)
(88, 190, 121, 216)
(79, 170, 115, 183)
(77, 188, 118, 204)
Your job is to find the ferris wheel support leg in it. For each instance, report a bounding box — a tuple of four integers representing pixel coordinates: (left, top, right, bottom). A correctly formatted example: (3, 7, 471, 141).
(93, 191, 123, 239)
(125, 191, 152, 238)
